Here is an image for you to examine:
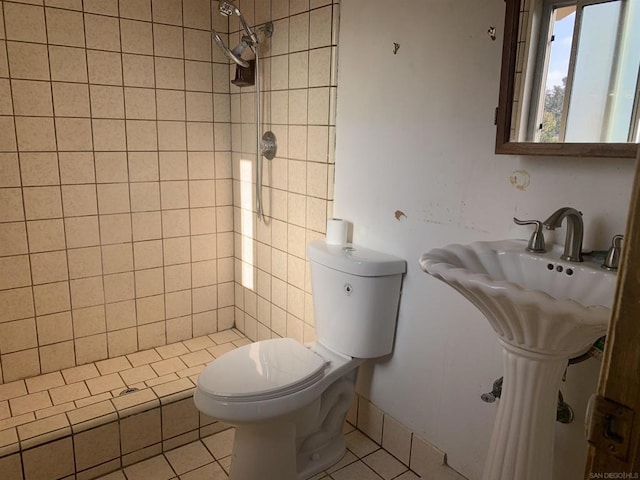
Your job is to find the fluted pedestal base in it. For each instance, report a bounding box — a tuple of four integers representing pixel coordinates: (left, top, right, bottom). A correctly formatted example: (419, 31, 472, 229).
(482, 341, 568, 480)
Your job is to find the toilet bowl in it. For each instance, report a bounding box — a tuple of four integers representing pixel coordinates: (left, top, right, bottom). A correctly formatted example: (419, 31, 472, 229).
(194, 339, 363, 479)
(194, 240, 406, 480)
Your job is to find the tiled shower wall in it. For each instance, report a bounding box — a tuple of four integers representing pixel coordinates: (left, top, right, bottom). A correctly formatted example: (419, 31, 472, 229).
(231, 0, 339, 343)
(0, 0, 235, 383)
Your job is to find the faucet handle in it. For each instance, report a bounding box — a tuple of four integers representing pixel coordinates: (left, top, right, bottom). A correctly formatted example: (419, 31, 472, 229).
(513, 217, 546, 253)
(602, 234, 623, 271)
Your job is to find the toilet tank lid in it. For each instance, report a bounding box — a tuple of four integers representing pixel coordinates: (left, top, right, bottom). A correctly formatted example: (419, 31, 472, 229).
(307, 239, 406, 276)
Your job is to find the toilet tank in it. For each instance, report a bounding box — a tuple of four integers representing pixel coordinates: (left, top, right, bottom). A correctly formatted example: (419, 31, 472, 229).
(307, 239, 406, 358)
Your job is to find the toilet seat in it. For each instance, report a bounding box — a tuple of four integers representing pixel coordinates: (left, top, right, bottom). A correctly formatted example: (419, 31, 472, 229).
(197, 338, 327, 403)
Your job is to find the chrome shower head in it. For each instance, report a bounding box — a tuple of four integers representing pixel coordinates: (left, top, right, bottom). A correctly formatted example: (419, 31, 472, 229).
(218, 0, 237, 17)
(212, 0, 259, 67)
(217, 0, 258, 46)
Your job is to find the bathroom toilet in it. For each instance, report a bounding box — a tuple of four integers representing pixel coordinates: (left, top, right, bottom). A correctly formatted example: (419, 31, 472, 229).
(194, 239, 406, 480)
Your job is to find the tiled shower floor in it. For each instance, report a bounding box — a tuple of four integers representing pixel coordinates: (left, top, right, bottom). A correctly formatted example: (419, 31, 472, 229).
(0, 329, 249, 438)
(96, 426, 457, 480)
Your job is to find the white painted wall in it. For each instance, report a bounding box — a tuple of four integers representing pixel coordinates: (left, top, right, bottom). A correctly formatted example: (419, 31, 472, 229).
(333, 1, 636, 479)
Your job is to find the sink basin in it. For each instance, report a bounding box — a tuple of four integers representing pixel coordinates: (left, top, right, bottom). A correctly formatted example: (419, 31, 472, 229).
(419, 239, 616, 356)
(420, 239, 617, 480)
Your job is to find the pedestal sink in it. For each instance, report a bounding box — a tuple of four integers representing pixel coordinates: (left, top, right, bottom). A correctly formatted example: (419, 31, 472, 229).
(420, 239, 616, 480)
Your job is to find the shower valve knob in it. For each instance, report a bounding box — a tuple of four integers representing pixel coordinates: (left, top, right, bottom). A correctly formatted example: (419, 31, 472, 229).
(261, 131, 277, 160)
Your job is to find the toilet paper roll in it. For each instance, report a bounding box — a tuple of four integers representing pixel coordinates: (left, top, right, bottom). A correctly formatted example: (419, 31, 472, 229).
(326, 218, 349, 245)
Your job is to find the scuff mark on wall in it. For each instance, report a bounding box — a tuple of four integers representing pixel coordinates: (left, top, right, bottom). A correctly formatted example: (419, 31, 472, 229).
(510, 170, 531, 191)
(419, 206, 490, 233)
(394, 210, 407, 220)
(420, 202, 453, 226)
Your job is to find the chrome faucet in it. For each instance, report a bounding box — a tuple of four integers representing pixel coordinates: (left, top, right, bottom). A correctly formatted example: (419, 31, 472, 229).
(542, 207, 584, 262)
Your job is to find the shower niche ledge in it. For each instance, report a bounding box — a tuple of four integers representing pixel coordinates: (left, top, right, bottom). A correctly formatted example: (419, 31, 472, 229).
(420, 239, 616, 480)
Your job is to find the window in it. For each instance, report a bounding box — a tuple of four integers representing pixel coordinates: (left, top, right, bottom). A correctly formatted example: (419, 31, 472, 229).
(527, 0, 640, 143)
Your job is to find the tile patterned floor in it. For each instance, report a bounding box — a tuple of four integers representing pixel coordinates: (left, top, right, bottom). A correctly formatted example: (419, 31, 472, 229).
(0, 328, 466, 480)
(96, 425, 465, 480)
